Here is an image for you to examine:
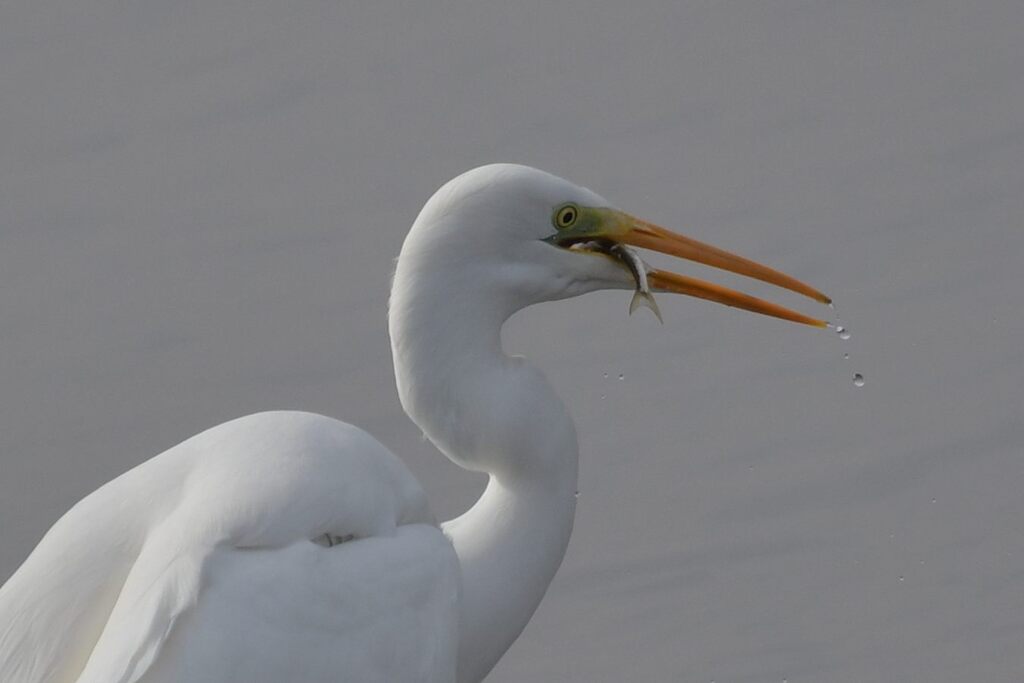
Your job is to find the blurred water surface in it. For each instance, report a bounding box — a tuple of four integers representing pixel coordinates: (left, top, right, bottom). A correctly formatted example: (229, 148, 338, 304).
(2, 2, 1022, 681)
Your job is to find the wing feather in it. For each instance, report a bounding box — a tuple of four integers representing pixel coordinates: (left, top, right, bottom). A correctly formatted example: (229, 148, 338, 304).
(73, 527, 208, 683)
(143, 525, 459, 683)
(0, 412, 456, 683)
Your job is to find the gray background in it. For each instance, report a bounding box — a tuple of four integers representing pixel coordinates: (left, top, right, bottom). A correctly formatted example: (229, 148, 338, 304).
(2, 2, 1022, 681)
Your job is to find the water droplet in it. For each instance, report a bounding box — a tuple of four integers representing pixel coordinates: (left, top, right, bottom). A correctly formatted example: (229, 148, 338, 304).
(617, 373, 624, 381)
(836, 325, 851, 340)
(602, 372, 609, 379)
(600, 394, 606, 400)
(843, 353, 849, 360)
(574, 490, 580, 499)
(853, 373, 865, 387)
(898, 576, 905, 582)
(931, 498, 936, 504)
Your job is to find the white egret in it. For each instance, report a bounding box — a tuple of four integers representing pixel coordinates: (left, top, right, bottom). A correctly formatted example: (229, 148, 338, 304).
(0, 164, 829, 683)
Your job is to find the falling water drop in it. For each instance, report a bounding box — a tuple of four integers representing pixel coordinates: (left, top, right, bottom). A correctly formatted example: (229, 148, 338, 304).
(836, 325, 851, 340)
(843, 353, 849, 360)
(602, 372, 609, 379)
(617, 373, 624, 381)
(853, 373, 865, 387)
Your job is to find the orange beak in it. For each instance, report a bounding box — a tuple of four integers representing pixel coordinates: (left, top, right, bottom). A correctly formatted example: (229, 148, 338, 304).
(615, 216, 830, 327)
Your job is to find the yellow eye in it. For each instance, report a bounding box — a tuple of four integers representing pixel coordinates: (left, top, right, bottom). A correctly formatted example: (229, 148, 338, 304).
(553, 203, 580, 229)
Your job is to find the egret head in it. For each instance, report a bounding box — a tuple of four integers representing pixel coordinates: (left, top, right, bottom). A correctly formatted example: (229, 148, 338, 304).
(397, 164, 830, 327)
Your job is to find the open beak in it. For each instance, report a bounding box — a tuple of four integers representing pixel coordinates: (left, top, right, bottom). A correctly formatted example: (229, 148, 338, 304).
(617, 215, 830, 327)
(556, 208, 831, 327)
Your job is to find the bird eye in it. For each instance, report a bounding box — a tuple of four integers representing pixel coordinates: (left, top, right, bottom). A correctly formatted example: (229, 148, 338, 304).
(553, 203, 580, 229)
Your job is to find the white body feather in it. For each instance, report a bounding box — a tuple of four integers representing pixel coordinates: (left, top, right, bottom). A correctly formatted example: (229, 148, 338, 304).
(0, 165, 635, 682)
(0, 412, 458, 683)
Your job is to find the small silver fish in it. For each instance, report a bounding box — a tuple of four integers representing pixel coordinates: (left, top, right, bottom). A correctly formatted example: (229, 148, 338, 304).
(609, 244, 663, 323)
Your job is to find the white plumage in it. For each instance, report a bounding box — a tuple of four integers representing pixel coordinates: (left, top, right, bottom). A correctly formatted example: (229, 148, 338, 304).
(1, 412, 458, 683)
(0, 164, 828, 682)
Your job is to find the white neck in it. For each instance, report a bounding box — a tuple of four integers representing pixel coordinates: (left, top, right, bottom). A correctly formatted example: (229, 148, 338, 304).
(389, 257, 579, 683)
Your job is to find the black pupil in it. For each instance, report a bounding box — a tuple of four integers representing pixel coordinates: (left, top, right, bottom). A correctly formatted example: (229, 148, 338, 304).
(562, 209, 575, 225)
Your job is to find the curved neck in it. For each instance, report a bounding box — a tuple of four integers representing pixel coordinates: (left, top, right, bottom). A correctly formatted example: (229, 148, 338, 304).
(390, 258, 579, 683)
(443, 466, 577, 683)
